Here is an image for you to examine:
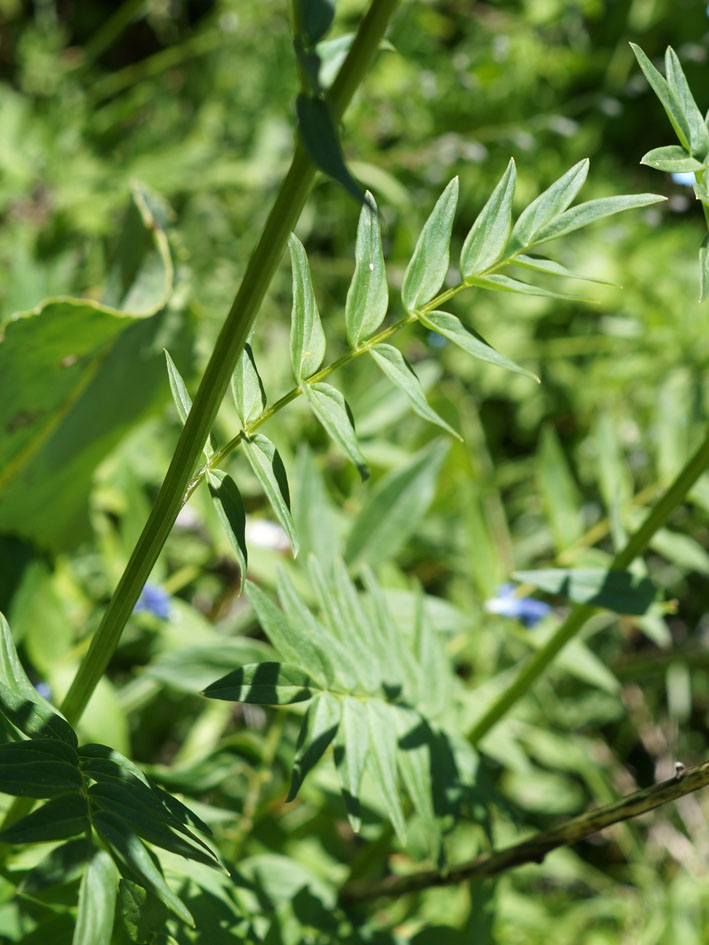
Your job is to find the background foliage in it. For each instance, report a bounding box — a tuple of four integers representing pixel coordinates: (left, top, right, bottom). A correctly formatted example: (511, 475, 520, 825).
(2, 1, 709, 942)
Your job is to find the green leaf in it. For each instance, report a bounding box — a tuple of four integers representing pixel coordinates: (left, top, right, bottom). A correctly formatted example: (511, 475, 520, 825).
(460, 157, 516, 277)
(207, 470, 247, 592)
(289, 233, 326, 383)
(334, 696, 369, 832)
(370, 344, 460, 438)
(93, 810, 194, 926)
(246, 580, 332, 684)
(304, 382, 369, 480)
(143, 638, 273, 694)
(394, 708, 441, 861)
(305, 555, 364, 692)
(401, 178, 459, 314)
(650, 528, 709, 574)
(203, 662, 320, 705)
(366, 699, 406, 843)
(361, 565, 420, 699)
(0, 793, 88, 843)
(231, 342, 266, 429)
(20, 838, 91, 895)
(0, 754, 82, 798)
(294, 445, 342, 563)
(0, 188, 188, 551)
(88, 781, 222, 869)
(508, 159, 588, 251)
(665, 46, 709, 157)
(287, 691, 341, 801)
(0, 614, 77, 745)
(242, 433, 298, 555)
(514, 569, 662, 616)
(296, 0, 336, 46)
(345, 441, 448, 571)
(419, 310, 538, 381)
(116, 880, 168, 945)
(329, 557, 381, 692)
(468, 273, 589, 302)
(164, 349, 192, 428)
(73, 850, 119, 945)
(345, 192, 388, 347)
(630, 43, 691, 152)
(537, 426, 584, 553)
(296, 94, 364, 202)
(640, 145, 704, 173)
(532, 193, 667, 244)
(700, 233, 709, 303)
(512, 254, 620, 287)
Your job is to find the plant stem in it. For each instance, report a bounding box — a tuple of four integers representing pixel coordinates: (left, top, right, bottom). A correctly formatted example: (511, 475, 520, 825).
(468, 426, 709, 745)
(339, 759, 709, 901)
(59, 0, 402, 728)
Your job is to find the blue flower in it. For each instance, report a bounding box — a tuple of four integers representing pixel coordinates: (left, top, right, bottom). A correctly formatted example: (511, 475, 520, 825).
(485, 583, 551, 628)
(671, 172, 695, 187)
(33, 681, 51, 700)
(133, 582, 171, 620)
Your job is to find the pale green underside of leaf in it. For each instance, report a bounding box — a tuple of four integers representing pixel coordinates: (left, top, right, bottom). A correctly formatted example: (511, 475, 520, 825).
(508, 159, 589, 252)
(531, 193, 666, 244)
(289, 233, 326, 383)
(366, 698, 406, 844)
(468, 273, 591, 302)
(512, 254, 620, 288)
(641, 145, 704, 173)
(242, 433, 298, 555)
(345, 192, 388, 347)
(664, 46, 709, 157)
(304, 382, 369, 480)
(334, 696, 370, 832)
(401, 177, 459, 314)
(231, 341, 267, 428)
(460, 157, 516, 277)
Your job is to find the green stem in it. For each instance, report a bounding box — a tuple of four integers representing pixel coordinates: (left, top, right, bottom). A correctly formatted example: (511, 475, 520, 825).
(468, 426, 709, 745)
(59, 0, 402, 728)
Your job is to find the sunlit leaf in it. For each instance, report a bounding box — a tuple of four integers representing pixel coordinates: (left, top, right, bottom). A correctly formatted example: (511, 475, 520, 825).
(640, 145, 703, 173)
(460, 157, 516, 277)
(288, 691, 341, 801)
(468, 273, 589, 302)
(242, 433, 298, 555)
(73, 850, 119, 945)
(289, 233, 326, 383)
(366, 699, 406, 843)
(512, 253, 619, 287)
(304, 382, 369, 480)
(207, 470, 247, 592)
(532, 193, 666, 244)
(631, 43, 691, 152)
(401, 178, 458, 314)
(664, 46, 709, 157)
(514, 568, 662, 616)
(334, 696, 369, 832)
(508, 159, 588, 251)
(345, 192, 388, 347)
(203, 661, 320, 705)
(231, 341, 267, 429)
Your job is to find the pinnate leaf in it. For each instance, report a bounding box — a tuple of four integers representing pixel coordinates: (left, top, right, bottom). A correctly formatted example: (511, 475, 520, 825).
(345, 192, 388, 347)
(288, 691, 341, 801)
(401, 178, 459, 314)
(370, 344, 460, 438)
(630, 43, 691, 152)
(231, 342, 266, 428)
(207, 470, 247, 592)
(460, 157, 516, 277)
(73, 850, 119, 945)
(508, 159, 588, 251)
(204, 662, 320, 705)
(289, 233, 326, 383)
(242, 433, 298, 555)
(304, 382, 369, 480)
(0, 793, 88, 843)
(532, 193, 666, 244)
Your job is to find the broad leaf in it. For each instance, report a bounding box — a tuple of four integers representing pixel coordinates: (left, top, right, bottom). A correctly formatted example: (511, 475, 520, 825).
(242, 433, 298, 555)
(203, 662, 320, 705)
(207, 470, 247, 592)
(231, 341, 266, 429)
(73, 850, 119, 945)
(514, 569, 662, 616)
(460, 157, 516, 277)
(334, 696, 369, 831)
(640, 145, 704, 173)
(366, 699, 406, 843)
(664, 46, 709, 157)
(0, 792, 88, 843)
(345, 192, 388, 347)
(296, 94, 364, 202)
(345, 441, 448, 570)
(419, 310, 538, 381)
(630, 43, 691, 152)
(304, 382, 369, 480)
(508, 159, 588, 251)
(532, 193, 666, 244)
(287, 691, 341, 801)
(93, 810, 194, 925)
(289, 233, 326, 383)
(370, 344, 460, 438)
(401, 178, 459, 314)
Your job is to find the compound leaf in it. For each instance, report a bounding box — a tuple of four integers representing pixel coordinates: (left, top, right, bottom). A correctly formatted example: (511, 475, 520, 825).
(345, 192, 388, 347)
(402, 178, 458, 314)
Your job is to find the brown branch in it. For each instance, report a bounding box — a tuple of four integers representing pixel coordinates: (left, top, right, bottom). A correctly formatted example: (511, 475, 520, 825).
(339, 758, 709, 903)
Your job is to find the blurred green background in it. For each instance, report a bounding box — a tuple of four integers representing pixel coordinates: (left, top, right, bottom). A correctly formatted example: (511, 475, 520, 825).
(2, 1, 709, 942)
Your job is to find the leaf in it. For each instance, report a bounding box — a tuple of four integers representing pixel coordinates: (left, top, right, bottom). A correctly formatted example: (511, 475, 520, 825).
(329, 557, 381, 692)
(0, 793, 88, 843)
(468, 273, 589, 302)
(650, 528, 709, 574)
(144, 638, 273, 694)
(296, 94, 364, 202)
(116, 880, 168, 945)
(305, 555, 364, 692)
(207, 470, 247, 592)
(700, 233, 709, 303)
(0, 187, 188, 551)
(242, 433, 298, 555)
(345, 192, 388, 347)
(361, 565, 419, 699)
(514, 569, 662, 616)
(289, 233, 326, 383)
(304, 382, 369, 480)
(664, 46, 709, 157)
(370, 344, 460, 438)
(296, 0, 336, 46)
(401, 178, 459, 314)
(203, 662, 320, 705)
(531, 193, 667, 244)
(231, 342, 266, 429)
(20, 838, 91, 894)
(630, 43, 691, 152)
(394, 707, 441, 861)
(508, 159, 589, 251)
(640, 145, 704, 173)
(294, 445, 342, 563)
(366, 699, 406, 843)
(334, 696, 369, 832)
(460, 157, 516, 277)
(419, 310, 538, 381)
(73, 850, 119, 945)
(93, 810, 194, 926)
(537, 426, 584, 553)
(512, 254, 620, 287)
(345, 441, 448, 570)
(0, 614, 77, 745)
(164, 349, 192, 428)
(0, 756, 82, 798)
(287, 691, 341, 801)
(246, 580, 332, 684)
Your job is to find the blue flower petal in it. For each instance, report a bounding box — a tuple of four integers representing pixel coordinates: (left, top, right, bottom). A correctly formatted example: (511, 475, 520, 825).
(133, 582, 172, 620)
